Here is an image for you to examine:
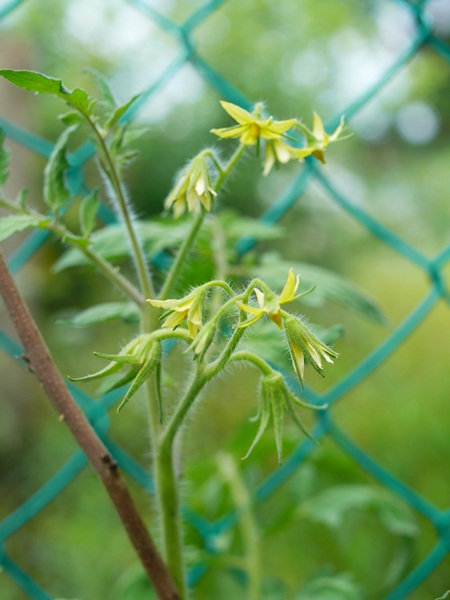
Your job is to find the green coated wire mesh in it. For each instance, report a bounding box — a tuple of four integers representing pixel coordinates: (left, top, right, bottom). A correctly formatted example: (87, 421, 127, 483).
(0, 0, 449, 598)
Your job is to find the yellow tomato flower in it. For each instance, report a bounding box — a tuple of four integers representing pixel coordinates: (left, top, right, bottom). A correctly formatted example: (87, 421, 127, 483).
(211, 101, 297, 146)
(165, 152, 216, 218)
(148, 293, 203, 339)
(292, 113, 345, 164)
(236, 269, 300, 329)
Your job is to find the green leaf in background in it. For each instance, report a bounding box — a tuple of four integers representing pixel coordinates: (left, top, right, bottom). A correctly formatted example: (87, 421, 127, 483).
(0, 214, 50, 243)
(0, 128, 10, 187)
(252, 253, 386, 325)
(79, 189, 100, 237)
(295, 573, 364, 600)
(0, 69, 96, 116)
(299, 484, 418, 538)
(84, 67, 116, 113)
(43, 125, 77, 211)
(53, 219, 190, 271)
(57, 302, 140, 327)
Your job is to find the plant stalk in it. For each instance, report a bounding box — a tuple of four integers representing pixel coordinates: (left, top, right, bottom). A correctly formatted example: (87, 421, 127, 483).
(0, 248, 179, 600)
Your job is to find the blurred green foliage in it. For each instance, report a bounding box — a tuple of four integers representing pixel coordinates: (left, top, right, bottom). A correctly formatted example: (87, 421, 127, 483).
(1, 0, 450, 599)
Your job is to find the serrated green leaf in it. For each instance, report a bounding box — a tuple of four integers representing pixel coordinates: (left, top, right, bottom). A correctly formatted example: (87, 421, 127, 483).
(0, 69, 96, 116)
(44, 125, 77, 211)
(0, 129, 11, 187)
(253, 253, 386, 325)
(0, 69, 65, 95)
(0, 214, 49, 243)
(105, 94, 141, 129)
(80, 189, 100, 237)
(53, 219, 190, 271)
(57, 302, 140, 327)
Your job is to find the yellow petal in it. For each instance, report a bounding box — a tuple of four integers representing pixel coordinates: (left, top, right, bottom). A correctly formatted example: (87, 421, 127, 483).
(312, 112, 325, 140)
(254, 288, 265, 308)
(147, 298, 177, 308)
(268, 309, 283, 329)
(219, 101, 254, 125)
(172, 298, 194, 312)
(274, 139, 293, 163)
(290, 147, 314, 160)
(239, 124, 260, 145)
(235, 311, 264, 329)
(173, 197, 187, 218)
(236, 301, 264, 316)
(279, 269, 300, 304)
(163, 310, 187, 329)
(291, 343, 305, 380)
(263, 118, 297, 136)
(210, 124, 249, 139)
(263, 144, 276, 176)
(329, 115, 345, 142)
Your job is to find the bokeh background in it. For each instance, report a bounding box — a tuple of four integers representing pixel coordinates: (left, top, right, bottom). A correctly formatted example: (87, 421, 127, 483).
(1, 1, 450, 599)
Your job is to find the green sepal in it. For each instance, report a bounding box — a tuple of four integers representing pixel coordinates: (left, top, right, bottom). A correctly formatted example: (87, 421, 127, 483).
(242, 385, 271, 461)
(67, 360, 122, 383)
(96, 369, 136, 396)
(93, 351, 141, 365)
(117, 345, 161, 412)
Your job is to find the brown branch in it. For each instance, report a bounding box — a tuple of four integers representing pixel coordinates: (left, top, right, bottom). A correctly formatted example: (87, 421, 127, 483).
(0, 248, 180, 600)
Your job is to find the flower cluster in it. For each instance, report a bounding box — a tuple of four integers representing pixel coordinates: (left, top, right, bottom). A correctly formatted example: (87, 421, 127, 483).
(164, 151, 216, 218)
(236, 270, 337, 387)
(69, 334, 161, 412)
(211, 100, 345, 175)
(149, 270, 337, 389)
(244, 371, 326, 463)
(148, 289, 205, 339)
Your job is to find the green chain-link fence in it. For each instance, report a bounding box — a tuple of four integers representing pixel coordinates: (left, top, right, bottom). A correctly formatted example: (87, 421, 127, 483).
(0, 0, 449, 598)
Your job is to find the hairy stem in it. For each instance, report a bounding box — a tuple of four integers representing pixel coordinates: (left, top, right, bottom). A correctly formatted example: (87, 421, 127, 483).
(217, 453, 261, 600)
(84, 115, 155, 311)
(156, 367, 207, 599)
(0, 248, 179, 600)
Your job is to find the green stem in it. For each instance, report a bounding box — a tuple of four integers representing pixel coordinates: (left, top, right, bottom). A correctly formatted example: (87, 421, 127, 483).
(159, 143, 246, 301)
(84, 115, 155, 308)
(81, 245, 144, 306)
(156, 367, 207, 599)
(228, 350, 273, 376)
(217, 453, 261, 600)
(158, 211, 204, 301)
